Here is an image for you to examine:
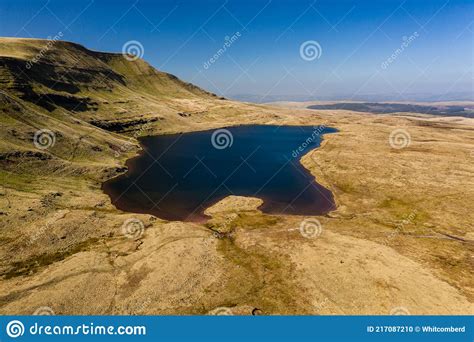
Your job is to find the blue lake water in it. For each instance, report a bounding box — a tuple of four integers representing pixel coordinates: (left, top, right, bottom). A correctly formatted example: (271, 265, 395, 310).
(102, 125, 337, 221)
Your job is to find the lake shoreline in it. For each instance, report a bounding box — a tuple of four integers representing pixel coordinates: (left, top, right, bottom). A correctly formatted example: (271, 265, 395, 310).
(102, 124, 338, 222)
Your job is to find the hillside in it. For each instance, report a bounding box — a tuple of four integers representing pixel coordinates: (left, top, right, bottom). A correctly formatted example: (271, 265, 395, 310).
(0, 38, 473, 315)
(0, 38, 221, 167)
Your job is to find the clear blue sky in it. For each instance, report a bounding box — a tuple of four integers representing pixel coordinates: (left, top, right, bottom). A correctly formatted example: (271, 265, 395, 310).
(1, 0, 473, 100)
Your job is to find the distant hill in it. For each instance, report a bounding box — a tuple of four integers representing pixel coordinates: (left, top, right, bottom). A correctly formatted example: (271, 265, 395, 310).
(232, 92, 474, 103)
(307, 102, 474, 118)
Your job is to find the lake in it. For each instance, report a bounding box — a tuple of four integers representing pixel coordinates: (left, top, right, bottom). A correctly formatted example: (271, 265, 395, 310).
(102, 125, 337, 221)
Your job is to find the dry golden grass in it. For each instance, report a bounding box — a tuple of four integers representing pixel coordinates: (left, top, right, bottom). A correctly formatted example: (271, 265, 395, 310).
(0, 38, 472, 315)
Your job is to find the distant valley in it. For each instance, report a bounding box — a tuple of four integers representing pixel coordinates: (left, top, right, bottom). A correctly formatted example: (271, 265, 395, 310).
(307, 102, 474, 118)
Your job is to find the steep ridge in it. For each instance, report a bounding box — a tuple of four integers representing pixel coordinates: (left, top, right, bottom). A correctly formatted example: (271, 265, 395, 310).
(0, 38, 216, 100)
(0, 37, 223, 174)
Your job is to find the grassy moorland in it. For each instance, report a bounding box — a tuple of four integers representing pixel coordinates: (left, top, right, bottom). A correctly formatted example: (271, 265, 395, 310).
(0, 38, 472, 315)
